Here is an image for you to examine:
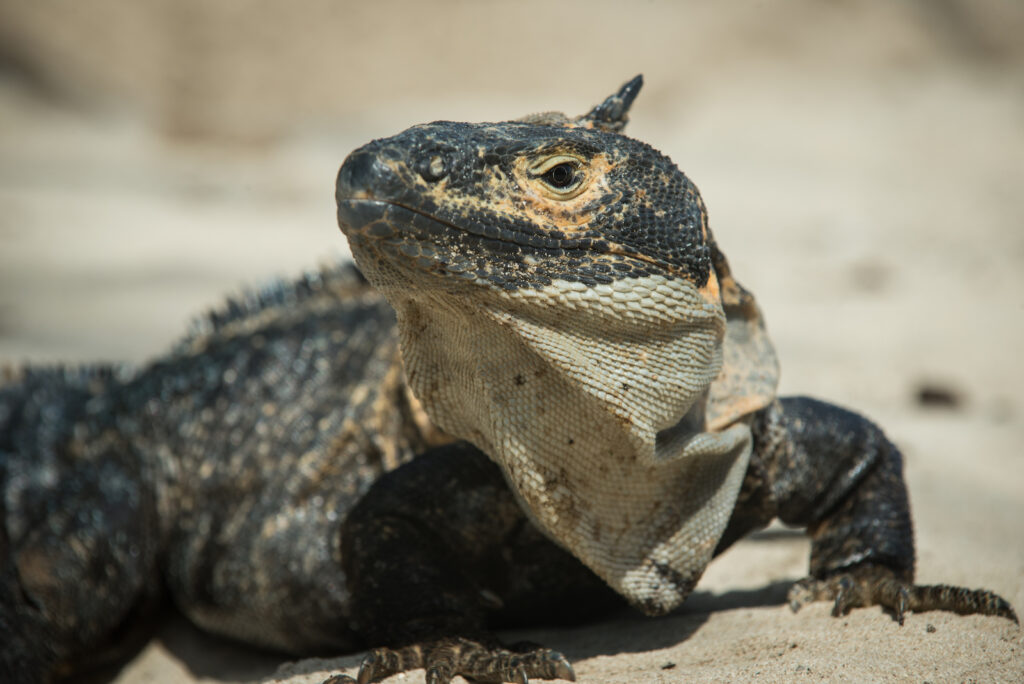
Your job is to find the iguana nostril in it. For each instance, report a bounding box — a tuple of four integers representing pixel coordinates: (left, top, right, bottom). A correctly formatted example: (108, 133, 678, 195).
(336, 148, 401, 200)
(336, 151, 373, 197)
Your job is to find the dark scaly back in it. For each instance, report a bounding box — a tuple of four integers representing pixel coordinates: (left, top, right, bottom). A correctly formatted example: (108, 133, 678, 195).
(106, 261, 429, 651)
(1, 261, 432, 658)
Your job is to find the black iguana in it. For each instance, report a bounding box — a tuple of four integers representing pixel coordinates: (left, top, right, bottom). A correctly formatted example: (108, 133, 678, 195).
(1, 76, 1015, 684)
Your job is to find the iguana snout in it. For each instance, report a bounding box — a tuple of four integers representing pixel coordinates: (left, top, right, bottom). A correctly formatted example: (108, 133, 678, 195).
(336, 146, 405, 202)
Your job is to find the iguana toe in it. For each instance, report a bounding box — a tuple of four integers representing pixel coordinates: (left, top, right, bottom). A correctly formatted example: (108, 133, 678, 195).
(788, 565, 1018, 625)
(333, 637, 575, 684)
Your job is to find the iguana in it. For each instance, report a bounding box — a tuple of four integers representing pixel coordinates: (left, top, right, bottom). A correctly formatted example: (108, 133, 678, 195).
(0, 76, 1016, 684)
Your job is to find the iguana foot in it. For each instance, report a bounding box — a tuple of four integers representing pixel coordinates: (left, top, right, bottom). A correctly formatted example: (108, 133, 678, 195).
(787, 565, 1018, 625)
(323, 637, 575, 684)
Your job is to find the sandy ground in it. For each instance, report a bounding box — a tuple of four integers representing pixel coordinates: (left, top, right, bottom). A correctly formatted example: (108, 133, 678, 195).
(1, 1, 1023, 682)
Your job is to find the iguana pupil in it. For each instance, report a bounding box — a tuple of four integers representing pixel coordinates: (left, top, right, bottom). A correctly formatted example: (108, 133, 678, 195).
(543, 162, 575, 188)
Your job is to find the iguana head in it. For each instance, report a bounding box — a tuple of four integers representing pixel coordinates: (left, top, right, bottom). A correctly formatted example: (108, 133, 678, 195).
(336, 76, 777, 615)
(336, 76, 712, 295)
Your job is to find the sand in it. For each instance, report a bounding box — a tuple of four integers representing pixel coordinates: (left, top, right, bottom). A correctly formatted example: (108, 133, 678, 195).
(0, 1, 1022, 682)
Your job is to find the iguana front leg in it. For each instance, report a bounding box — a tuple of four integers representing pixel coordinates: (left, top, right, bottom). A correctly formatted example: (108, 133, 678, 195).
(721, 396, 1017, 624)
(333, 441, 620, 684)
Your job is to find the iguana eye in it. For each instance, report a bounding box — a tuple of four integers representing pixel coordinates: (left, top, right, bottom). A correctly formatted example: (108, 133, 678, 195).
(531, 155, 585, 196)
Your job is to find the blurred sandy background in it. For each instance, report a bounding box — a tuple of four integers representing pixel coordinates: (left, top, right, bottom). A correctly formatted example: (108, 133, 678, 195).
(1, 1, 1022, 682)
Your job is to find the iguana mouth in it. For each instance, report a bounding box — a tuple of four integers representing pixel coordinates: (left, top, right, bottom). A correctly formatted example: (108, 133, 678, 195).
(338, 197, 627, 252)
(338, 197, 566, 286)
(337, 197, 686, 284)
(338, 198, 569, 249)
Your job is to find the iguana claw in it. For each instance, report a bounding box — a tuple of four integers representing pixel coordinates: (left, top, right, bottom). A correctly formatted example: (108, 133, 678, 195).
(788, 565, 1018, 625)
(324, 637, 576, 684)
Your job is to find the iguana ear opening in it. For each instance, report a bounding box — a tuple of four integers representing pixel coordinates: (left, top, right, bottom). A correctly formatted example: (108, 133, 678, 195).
(575, 74, 644, 132)
(705, 240, 780, 431)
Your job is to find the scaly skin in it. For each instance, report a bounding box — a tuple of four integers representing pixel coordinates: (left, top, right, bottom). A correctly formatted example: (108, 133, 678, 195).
(1, 265, 440, 680)
(1, 78, 1015, 684)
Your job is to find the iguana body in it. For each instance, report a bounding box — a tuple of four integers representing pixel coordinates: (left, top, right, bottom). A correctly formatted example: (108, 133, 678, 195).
(0, 77, 1015, 684)
(0, 267, 443, 679)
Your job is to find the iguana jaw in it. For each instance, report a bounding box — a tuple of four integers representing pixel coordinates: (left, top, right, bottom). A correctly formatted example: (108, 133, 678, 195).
(339, 197, 706, 289)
